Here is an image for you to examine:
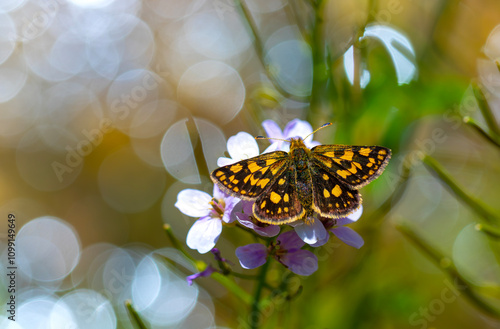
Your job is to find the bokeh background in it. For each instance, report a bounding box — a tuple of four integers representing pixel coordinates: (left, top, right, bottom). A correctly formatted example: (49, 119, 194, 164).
(1, 0, 500, 328)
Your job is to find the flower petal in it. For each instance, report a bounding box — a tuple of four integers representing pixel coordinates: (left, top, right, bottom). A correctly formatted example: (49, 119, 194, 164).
(335, 206, 364, 226)
(263, 142, 282, 154)
(279, 249, 318, 276)
(175, 189, 212, 217)
(283, 119, 313, 139)
(186, 265, 216, 286)
(331, 226, 364, 249)
(262, 120, 284, 140)
(294, 217, 328, 245)
(235, 244, 268, 269)
(217, 157, 236, 167)
(277, 230, 305, 250)
(186, 217, 222, 254)
(310, 234, 330, 247)
(222, 196, 240, 223)
(226, 132, 259, 161)
(254, 225, 280, 237)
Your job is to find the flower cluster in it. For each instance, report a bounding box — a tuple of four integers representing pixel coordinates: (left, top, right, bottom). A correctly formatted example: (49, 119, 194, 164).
(175, 119, 364, 282)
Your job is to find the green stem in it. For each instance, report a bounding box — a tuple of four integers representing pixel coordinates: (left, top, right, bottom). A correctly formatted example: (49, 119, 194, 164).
(463, 116, 500, 149)
(125, 300, 149, 329)
(397, 224, 500, 318)
(472, 82, 500, 137)
(163, 224, 200, 269)
(250, 258, 271, 329)
(232, 0, 306, 101)
(422, 156, 499, 224)
(212, 272, 253, 306)
(309, 0, 333, 122)
(475, 223, 500, 240)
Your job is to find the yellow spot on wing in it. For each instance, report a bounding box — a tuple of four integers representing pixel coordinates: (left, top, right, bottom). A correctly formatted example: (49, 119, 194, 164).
(232, 179, 239, 184)
(260, 200, 266, 209)
(359, 148, 371, 157)
(323, 189, 330, 198)
(250, 176, 259, 185)
(332, 185, 342, 197)
(248, 162, 261, 173)
(341, 150, 354, 161)
(228, 175, 235, 181)
(215, 171, 224, 177)
(284, 207, 289, 212)
(234, 187, 239, 192)
(322, 174, 329, 180)
(260, 167, 269, 174)
(353, 162, 362, 169)
(278, 178, 286, 185)
(266, 159, 277, 166)
(379, 149, 387, 155)
(284, 193, 289, 202)
(270, 192, 281, 204)
(220, 175, 226, 181)
(278, 208, 282, 214)
(348, 163, 357, 174)
(336, 170, 351, 178)
(230, 163, 243, 173)
(258, 178, 270, 188)
(369, 158, 376, 163)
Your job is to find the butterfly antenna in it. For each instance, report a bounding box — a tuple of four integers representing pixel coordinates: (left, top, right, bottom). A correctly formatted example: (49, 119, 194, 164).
(303, 122, 333, 141)
(255, 136, 290, 143)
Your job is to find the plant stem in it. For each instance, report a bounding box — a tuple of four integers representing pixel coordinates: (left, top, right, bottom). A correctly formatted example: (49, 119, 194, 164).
(397, 224, 500, 318)
(472, 82, 500, 137)
(422, 156, 499, 225)
(232, 0, 306, 101)
(212, 272, 253, 306)
(125, 300, 148, 329)
(163, 224, 199, 268)
(250, 258, 271, 329)
(463, 116, 500, 149)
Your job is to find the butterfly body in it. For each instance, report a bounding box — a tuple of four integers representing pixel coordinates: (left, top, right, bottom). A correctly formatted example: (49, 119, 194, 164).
(211, 136, 391, 225)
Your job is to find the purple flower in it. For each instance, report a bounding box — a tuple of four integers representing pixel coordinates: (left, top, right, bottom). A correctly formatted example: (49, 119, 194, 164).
(186, 265, 216, 286)
(310, 206, 365, 248)
(236, 231, 318, 276)
(175, 185, 240, 254)
(233, 201, 280, 237)
(262, 119, 321, 153)
(217, 131, 260, 166)
(290, 206, 364, 247)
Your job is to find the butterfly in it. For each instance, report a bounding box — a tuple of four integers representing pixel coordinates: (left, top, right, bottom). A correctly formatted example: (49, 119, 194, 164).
(210, 123, 391, 225)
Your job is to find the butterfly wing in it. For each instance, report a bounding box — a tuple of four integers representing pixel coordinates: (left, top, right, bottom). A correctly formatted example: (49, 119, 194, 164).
(210, 151, 289, 200)
(310, 145, 391, 189)
(309, 162, 361, 218)
(253, 165, 305, 224)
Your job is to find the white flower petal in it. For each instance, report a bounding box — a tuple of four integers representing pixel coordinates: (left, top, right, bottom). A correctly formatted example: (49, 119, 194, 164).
(217, 157, 236, 166)
(283, 119, 313, 139)
(331, 226, 364, 249)
(227, 132, 259, 161)
(262, 120, 284, 139)
(175, 189, 212, 217)
(263, 142, 282, 154)
(294, 217, 328, 245)
(186, 217, 222, 254)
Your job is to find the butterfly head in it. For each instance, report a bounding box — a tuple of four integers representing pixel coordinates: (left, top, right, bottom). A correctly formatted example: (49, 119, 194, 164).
(289, 137, 308, 151)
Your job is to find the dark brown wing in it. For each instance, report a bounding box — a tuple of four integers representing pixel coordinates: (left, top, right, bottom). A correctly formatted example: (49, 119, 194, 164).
(210, 151, 289, 200)
(309, 161, 361, 218)
(253, 165, 305, 224)
(310, 145, 391, 189)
